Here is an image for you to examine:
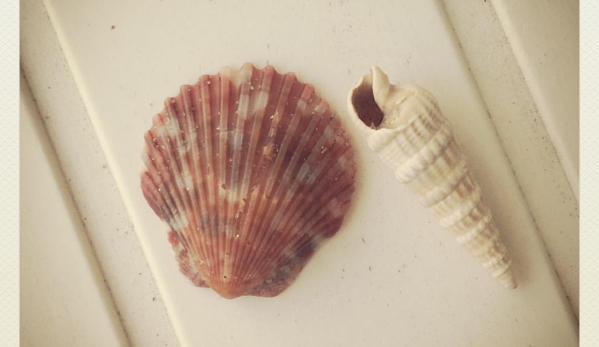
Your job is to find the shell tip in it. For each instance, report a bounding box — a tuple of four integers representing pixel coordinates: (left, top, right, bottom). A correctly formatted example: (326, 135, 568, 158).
(497, 270, 518, 289)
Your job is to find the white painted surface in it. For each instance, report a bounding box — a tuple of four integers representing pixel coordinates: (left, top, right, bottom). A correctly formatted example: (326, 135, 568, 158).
(20, 78, 129, 347)
(21, 0, 578, 346)
(20, 1, 181, 346)
(493, 0, 579, 198)
(441, 0, 579, 317)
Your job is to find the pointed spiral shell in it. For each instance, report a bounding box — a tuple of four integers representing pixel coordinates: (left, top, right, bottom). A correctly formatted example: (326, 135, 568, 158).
(347, 66, 516, 289)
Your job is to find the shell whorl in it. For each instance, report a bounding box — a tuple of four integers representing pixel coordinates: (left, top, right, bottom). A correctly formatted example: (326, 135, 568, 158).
(348, 66, 516, 289)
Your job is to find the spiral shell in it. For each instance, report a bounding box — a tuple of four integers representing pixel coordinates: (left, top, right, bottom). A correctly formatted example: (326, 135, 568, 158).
(347, 66, 516, 289)
(141, 63, 357, 298)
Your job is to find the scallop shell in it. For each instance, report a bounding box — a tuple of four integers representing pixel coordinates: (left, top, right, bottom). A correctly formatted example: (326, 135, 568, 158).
(347, 66, 516, 289)
(141, 63, 356, 299)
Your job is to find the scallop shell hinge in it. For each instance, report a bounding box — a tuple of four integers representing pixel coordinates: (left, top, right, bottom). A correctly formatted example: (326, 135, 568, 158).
(347, 66, 516, 289)
(141, 63, 357, 299)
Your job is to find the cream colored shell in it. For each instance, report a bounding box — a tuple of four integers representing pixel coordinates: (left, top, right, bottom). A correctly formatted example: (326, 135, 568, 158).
(347, 66, 516, 289)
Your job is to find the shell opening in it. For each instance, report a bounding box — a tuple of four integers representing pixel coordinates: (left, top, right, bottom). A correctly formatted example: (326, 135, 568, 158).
(350, 76, 385, 129)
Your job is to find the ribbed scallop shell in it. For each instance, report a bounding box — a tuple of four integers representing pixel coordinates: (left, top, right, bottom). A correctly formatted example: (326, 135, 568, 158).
(141, 63, 356, 299)
(347, 66, 516, 289)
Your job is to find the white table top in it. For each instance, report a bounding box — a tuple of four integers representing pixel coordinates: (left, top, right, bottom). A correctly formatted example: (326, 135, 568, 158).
(21, 0, 578, 346)
(20, 78, 129, 347)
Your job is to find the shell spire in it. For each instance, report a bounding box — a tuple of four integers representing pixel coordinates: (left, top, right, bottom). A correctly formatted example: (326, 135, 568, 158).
(347, 66, 516, 289)
(141, 63, 357, 299)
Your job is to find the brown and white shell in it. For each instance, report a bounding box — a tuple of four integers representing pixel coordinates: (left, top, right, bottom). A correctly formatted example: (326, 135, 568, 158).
(348, 66, 516, 289)
(141, 63, 357, 299)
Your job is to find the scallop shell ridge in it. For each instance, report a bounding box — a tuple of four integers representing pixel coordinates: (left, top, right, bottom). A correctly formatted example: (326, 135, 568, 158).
(141, 63, 357, 299)
(347, 66, 516, 289)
